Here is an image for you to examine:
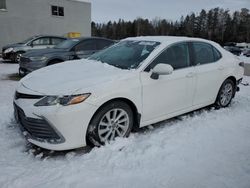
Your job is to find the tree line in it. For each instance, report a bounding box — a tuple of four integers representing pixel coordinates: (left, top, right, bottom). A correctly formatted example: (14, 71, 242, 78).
(91, 8, 250, 45)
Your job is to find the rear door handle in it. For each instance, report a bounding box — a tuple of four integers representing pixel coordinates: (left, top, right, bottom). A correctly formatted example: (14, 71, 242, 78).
(186, 72, 194, 78)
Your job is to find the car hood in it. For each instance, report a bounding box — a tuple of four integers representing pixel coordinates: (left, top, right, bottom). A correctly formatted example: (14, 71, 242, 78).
(2, 43, 24, 50)
(24, 48, 68, 57)
(19, 59, 132, 95)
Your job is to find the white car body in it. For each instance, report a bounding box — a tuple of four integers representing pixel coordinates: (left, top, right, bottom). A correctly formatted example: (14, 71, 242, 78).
(13, 36, 244, 150)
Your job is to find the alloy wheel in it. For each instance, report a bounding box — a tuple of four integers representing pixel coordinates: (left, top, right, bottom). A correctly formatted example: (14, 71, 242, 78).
(220, 82, 233, 106)
(97, 108, 130, 143)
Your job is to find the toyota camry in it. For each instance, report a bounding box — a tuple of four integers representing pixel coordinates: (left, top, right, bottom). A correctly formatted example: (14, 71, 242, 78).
(13, 36, 244, 150)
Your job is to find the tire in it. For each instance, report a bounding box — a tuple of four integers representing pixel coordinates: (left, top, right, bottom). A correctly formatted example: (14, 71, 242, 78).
(18, 68, 26, 77)
(87, 101, 134, 147)
(215, 79, 235, 108)
(14, 52, 23, 63)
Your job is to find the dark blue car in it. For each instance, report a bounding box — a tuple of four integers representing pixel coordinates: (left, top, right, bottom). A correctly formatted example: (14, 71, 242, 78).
(19, 37, 115, 76)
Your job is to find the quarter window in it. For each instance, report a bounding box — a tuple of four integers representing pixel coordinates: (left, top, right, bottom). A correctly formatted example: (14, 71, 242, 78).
(0, 0, 6, 9)
(213, 47, 222, 61)
(147, 42, 190, 71)
(192, 42, 215, 65)
(51, 5, 64, 17)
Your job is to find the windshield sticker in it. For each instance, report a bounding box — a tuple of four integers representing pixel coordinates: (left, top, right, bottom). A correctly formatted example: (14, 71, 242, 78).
(138, 41, 157, 46)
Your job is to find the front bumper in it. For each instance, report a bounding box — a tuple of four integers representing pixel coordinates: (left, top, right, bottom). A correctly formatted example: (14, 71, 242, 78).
(2, 51, 12, 60)
(14, 103, 65, 143)
(14, 91, 98, 150)
(19, 57, 47, 73)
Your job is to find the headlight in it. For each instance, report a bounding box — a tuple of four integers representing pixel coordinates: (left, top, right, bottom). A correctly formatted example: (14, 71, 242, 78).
(34, 93, 91, 107)
(29, 56, 47, 61)
(4, 47, 14, 53)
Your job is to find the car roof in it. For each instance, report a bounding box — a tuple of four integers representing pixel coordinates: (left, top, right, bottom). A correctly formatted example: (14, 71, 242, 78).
(69, 37, 114, 42)
(33, 35, 67, 39)
(123, 36, 219, 47)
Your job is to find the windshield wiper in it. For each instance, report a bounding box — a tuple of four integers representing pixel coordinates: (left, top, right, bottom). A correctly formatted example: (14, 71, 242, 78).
(111, 64, 128, 70)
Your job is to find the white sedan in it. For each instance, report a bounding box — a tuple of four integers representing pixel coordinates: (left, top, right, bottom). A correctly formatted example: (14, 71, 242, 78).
(13, 36, 244, 150)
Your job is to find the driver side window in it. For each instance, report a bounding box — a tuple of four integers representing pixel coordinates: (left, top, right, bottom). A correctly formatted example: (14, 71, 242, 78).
(146, 42, 190, 71)
(32, 37, 50, 46)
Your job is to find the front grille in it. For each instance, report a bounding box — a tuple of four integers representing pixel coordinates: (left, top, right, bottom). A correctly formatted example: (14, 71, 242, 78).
(15, 91, 44, 100)
(20, 56, 30, 63)
(14, 104, 62, 142)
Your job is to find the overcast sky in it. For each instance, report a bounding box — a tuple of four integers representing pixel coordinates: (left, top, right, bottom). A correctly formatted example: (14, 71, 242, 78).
(84, 0, 250, 23)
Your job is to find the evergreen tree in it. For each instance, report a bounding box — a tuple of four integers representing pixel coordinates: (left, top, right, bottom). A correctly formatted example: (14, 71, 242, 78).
(91, 8, 250, 44)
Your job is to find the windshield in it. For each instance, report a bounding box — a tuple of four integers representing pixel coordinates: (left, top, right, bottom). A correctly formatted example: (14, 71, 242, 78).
(20, 36, 37, 44)
(54, 39, 80, 49)
(88, 40, 160, 69)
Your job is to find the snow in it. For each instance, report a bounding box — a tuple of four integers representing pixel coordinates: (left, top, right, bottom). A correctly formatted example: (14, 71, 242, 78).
(240, 55, 250, 64)
(1, 58, 250, 188)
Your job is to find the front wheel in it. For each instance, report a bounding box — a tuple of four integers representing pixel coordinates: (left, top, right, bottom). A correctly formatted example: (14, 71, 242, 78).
(215, 79, 235, 108)
(14, 52, 23, 63)
(18, 68, 26, 77)
(87, 101, 134, 146)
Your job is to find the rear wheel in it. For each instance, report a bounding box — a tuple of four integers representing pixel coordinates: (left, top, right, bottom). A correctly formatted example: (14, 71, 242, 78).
(215, 79, 235, 108)
(87, 101, 134, 146)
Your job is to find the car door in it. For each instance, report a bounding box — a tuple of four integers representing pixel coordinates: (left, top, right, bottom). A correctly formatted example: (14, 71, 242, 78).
(30, 37, 51, 50)
(191, 42, 224, 106)
(74, 39, 97, 59)
(140, 42, 196, 123)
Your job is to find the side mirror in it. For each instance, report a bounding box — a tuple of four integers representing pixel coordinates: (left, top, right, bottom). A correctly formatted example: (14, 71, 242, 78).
(150, 64, 173, 80)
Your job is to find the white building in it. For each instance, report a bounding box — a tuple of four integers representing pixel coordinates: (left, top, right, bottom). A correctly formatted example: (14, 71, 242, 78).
(0, 0, 91, 49)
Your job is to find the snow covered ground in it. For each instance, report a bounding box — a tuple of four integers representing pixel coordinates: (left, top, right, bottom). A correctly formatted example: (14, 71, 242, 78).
(0, 58, 250, 188)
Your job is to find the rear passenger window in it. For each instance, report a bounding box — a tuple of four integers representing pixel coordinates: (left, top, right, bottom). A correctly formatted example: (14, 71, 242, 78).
(97, 40, 114, 50)
(192, 42, 215, 65)
(75, 40, 97, 51)
(51, 38, 65, 45)
(147, 42, 190, 71)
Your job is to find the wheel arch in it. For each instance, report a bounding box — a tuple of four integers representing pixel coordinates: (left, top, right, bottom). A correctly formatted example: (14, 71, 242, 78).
(16, 50, 26, 54)
(86, 97, 141, 145)
(226, 76, 236, 86)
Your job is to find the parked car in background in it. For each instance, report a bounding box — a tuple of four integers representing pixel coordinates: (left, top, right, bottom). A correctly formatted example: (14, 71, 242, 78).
(223, 46, 242, 56)
(18, 37, 115, 76)
(242, 48, 250, 57)
(14, 36, 244, 150)
(2, 35, 67, 63)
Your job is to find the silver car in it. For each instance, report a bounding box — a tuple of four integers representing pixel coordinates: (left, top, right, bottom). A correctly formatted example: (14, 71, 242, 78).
(2, 35, 66, 62)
